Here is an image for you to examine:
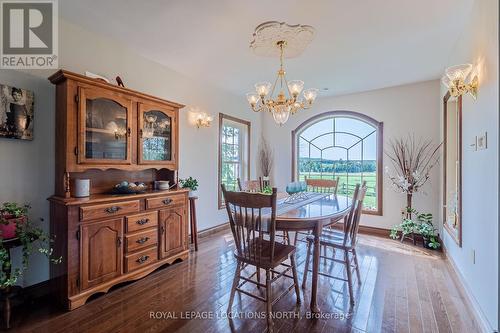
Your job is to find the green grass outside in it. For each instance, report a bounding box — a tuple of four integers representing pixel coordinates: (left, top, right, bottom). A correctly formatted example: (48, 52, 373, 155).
(298, 172, 378, 210)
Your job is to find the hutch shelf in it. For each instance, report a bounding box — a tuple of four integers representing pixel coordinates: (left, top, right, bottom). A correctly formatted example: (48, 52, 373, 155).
(48, 70, 188, 310)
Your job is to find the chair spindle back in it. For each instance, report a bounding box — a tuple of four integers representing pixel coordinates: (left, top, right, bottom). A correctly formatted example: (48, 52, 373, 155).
(237, 177, 263, 192)
(221, 184, 278, 263)
(343, 181, 367, 246)
(304, 177, 340, 194)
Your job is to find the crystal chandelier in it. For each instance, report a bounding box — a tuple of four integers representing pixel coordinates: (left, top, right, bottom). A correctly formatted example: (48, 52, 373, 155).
(246, 40, 318, 126)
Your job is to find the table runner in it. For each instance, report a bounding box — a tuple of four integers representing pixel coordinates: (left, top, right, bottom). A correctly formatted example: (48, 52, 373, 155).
(274, 192, 331, 216)
(228, 192, 332, 232)
(256, 192, 331, 224)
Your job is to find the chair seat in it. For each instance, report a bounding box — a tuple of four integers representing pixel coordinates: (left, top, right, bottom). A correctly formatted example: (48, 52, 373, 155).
(306, 231, 354, 249)
(234, 238, 296, 269)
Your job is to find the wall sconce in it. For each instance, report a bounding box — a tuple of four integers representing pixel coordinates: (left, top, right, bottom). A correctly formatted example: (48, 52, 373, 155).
(441, 63, 478, 99)
(195, 112, 213, 128)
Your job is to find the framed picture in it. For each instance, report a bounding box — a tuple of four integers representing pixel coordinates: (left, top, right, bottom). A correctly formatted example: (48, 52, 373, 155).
(0, 84, 34, 140)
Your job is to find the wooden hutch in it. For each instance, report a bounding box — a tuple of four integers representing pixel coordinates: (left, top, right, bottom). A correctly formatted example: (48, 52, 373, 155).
(48, 70, 189, 310)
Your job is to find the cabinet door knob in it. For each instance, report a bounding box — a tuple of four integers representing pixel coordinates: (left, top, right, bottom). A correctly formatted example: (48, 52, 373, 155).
(136, 255, 149, 264)
(162, 198, 173, 205)
(117, 236, 122, 247)
(127, 128, 131, 137)
(136, 237, 150, 245)
(105, 206, 121, 214)
(137, 218, 149, 225)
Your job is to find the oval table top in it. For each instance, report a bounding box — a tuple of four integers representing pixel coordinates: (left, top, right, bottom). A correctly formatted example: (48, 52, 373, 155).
(276, 194, 352, 230)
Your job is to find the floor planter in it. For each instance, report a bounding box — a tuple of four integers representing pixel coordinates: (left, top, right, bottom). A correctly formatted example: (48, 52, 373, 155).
(422, 235, 441, 250)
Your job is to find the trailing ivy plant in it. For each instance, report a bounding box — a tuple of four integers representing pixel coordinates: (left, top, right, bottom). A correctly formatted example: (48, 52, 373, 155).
(1, 202, 30, 218)
(0, 203, 61, 288)
(390, 208, 441, 249)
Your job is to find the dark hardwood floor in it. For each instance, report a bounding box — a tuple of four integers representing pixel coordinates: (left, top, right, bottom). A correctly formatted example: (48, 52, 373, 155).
(6, 231, 481, 333)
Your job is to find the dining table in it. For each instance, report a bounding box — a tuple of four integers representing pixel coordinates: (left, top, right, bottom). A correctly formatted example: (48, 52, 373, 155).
(274, 192, 352, 313)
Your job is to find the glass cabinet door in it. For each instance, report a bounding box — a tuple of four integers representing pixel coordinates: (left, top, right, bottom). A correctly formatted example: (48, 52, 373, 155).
(78, 87, 132, 164)
(138, 103, 176, 165)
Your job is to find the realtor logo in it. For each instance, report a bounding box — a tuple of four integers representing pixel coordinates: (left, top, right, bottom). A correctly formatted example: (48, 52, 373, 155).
(1, 0, 58, 68)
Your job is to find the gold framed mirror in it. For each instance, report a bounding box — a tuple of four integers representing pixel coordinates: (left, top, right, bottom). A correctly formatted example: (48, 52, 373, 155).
(443, 92, 462, 247)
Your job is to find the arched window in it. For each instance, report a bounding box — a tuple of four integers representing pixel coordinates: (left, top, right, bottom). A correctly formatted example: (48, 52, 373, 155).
(292, 111, 383, 215)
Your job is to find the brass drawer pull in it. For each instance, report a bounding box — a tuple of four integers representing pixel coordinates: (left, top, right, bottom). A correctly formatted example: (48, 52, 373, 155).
(136, 255, 149, 264)
(105, 206, 121, 214)
(162, 198, 173, 205)
(137, 218, 149, 225)
(136, 237, 150, 245)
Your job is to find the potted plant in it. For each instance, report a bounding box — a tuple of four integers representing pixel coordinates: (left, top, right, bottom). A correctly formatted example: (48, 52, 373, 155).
(416, 213, 441, 250)
(0, 202, 30, 239)
(179, 177, 199, 197)
(385, 135, 442, 219)
(259, 136, 273, 187)
(0, 202, 61, 289)
(389, 208, 441, 250)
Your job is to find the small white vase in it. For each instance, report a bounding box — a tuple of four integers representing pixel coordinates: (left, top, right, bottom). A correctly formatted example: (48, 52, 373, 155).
(189, 190, 197, 197)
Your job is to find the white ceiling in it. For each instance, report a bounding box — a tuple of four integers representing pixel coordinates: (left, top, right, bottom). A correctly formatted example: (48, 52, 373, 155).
(60, 0, 474, 97)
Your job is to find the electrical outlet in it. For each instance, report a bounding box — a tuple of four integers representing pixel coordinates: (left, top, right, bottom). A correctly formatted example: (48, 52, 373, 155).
(471, 249, 476, 264)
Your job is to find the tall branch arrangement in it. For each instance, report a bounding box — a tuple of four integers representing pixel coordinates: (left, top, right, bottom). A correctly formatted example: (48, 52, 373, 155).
(385, 135, 442, 211)
(258, 136, 273, 178)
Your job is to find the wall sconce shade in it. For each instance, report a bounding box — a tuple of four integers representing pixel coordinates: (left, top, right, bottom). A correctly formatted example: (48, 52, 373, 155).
(442, 63, 478, 99)
(195, 112, 213, 128)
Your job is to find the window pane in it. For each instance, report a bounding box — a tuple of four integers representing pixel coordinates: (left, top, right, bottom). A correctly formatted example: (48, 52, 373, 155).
(335, 117, 375, 138)
(297, 115, 380, 212)
(219, 115, 250, 207)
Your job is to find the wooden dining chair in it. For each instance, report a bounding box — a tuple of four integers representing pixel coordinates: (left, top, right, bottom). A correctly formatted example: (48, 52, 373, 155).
(304, 176, 340, 194)
(293, 176, 340, 246)
(238, 177, 290, 244)
(302, 182, 367, 306)
(237, 177, 263, 192)
(221, 185, 301, 332)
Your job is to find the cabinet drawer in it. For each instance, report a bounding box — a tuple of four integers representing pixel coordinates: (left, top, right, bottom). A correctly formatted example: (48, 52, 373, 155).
(80, 200, 140, 221)
(126, 212, 158, 233)
(146, 194, 185, 210)
(125, 228, 158, 253)
(125, 246, 158, 273)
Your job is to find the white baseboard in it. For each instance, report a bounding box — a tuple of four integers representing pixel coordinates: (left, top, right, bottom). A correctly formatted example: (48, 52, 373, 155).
(442, 244, 497, 332)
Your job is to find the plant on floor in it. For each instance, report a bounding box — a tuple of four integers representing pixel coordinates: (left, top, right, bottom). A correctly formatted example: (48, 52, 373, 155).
(385, 135, 442, 218)
(0, 202, 61, 289)
(389, 208, 441, 249)
(179, 177, 199, 191)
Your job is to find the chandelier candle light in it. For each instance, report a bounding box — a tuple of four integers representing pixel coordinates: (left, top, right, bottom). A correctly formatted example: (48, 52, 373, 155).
(246, 22, 318, 126)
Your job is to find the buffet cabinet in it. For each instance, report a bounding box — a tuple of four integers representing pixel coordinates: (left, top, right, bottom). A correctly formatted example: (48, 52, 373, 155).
(49, 191, 189, 310)
(48, 70, 189, 310)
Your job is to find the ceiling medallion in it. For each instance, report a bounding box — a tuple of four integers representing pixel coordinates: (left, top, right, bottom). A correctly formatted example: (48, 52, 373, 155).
(246, 22, 317, 126)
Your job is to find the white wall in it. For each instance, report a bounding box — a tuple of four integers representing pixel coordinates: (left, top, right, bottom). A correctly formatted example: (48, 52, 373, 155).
(0, 70, 55, 287)
(263, 80, 442, 230)
(0, 19, 261, 286)
(441, 0, 499, 330)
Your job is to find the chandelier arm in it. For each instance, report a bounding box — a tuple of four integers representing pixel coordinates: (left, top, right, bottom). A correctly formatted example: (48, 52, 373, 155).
(282, 73, 294, 102)
(268, 71, 280, 101)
